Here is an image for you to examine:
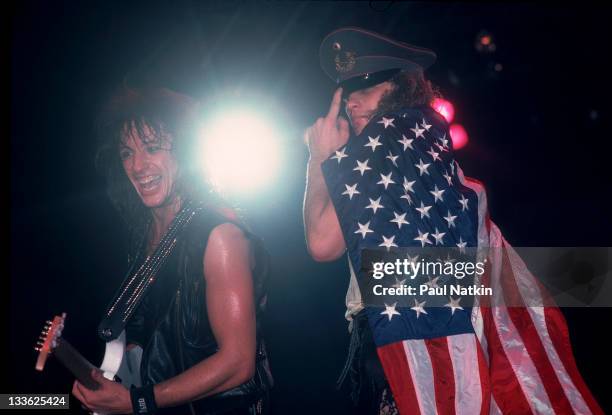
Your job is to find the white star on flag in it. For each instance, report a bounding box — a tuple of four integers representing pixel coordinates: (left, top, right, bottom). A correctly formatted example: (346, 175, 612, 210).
(353, 159, 372, 176)
(406, 254, 420, 264)
(355, 221, 374, 239)
(331, 148, 348, 163)
(381, 302, 401, 321)
(427, 147, 441, 162)
(414, 229, 432, 247)
(443, 171, 453, 186)
(444, 297, 464, 315)
(444, 211, 458, 228)
(398, 135, 414, 151)
(386, 151, 399, 167)
(365, 135, 383, 152)
(377, 172, 395, 189)
(342, 183, 360, 200)
(425, 276, 440, 289)
(415, 201, 432, 219)
(411, 123, 426, 139)
(443, 252, 457, 264)
(379, 235, 398, 251)
(411, 298, 428, 318)
(366, 197, 384, 214)
(457, 236, 467, 253)
(421, 118, 432, 131)
(400, 192, 413, 205)
(392, 277, 407, 289)
(438, 133, 449, 148)
(459, 194, 469, 211)
(390, 211, 409, 229)
(415, 159, 431, 176)
(403, 177, 416, 193)
(431, 227, 446, 245)
(377, 117, 395, 129)
(430, 185, 445, 203)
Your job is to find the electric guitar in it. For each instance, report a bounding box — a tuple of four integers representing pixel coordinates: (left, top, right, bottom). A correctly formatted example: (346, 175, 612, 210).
(34, 313, 142, 415)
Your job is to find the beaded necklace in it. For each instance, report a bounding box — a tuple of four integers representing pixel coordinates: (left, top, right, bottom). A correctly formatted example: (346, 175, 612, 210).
(98, 199, 203, 341)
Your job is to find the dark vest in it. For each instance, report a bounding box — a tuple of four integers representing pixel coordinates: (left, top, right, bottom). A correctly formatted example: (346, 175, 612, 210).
(125, 209, 272, 414)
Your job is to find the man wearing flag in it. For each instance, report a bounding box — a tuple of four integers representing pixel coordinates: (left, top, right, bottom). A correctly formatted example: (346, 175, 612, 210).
(303, 27, 602, 414)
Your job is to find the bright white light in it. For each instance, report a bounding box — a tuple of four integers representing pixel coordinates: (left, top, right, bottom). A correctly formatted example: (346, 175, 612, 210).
(197, 110, 283, 194)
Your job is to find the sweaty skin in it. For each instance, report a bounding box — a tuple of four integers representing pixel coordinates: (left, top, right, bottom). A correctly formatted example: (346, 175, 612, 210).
(72, 124, 257, 414)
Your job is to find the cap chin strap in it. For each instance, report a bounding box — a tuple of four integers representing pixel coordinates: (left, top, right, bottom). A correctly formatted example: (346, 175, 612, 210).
(339, 68, 401, 98)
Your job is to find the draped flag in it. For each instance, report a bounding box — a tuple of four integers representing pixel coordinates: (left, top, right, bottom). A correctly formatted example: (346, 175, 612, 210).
(321, 106, 603, 414)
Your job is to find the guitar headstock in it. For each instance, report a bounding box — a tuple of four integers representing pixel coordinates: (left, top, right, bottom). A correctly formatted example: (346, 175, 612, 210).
(35, 313, 66, 371)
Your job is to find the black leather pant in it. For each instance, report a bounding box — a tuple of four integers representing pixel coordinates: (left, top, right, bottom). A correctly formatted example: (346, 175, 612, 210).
(337, 310, 394, 415)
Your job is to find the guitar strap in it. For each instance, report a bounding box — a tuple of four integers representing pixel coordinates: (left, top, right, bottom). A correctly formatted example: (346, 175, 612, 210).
(97, 199, 203, 342)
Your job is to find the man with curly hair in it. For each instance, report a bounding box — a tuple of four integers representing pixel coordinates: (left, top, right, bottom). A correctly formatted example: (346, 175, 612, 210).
(303, 27, 602, 415)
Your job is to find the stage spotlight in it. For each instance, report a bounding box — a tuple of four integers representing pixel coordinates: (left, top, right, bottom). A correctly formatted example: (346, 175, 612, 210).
(449, 123, 469, 150)
(432, 98, 455, 124)
(197, 109, 284, 195)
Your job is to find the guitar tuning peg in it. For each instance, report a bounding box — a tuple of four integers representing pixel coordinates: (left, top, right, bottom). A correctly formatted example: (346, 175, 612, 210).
(34, 346, 41, 352)
(46, 320, 52, 325)
(36, 341, 44, 346)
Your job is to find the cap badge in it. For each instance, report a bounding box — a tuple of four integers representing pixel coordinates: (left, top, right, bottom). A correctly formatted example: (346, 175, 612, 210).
(334, 51, 356, 73)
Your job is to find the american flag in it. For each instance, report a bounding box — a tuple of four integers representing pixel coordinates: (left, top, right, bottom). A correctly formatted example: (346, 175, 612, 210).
(320, 107, 602, 414)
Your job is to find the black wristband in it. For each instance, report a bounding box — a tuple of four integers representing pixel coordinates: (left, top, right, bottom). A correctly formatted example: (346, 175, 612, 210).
(130, 384, 158, 414)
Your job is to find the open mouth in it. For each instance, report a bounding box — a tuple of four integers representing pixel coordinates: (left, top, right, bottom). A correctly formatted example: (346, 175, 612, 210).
(137, 175, 162, 192)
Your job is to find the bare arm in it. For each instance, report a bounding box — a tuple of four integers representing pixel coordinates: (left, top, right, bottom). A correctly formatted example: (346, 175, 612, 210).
(303, 88, 349, 262)
(73, 223, 256, 413)
(154, 222, 256, 404)
(303, 157, 346, 261)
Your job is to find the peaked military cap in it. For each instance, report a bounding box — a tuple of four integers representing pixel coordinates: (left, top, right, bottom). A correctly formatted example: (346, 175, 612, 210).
(319, 27, 437, 96)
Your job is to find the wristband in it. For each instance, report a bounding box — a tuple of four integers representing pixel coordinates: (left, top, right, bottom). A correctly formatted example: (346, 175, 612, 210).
(130, 384, 158, 414)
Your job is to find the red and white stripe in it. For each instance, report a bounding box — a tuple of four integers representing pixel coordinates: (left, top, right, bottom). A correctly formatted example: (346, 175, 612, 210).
(378, 333, 490, 414)
(377, 168, 602, 414)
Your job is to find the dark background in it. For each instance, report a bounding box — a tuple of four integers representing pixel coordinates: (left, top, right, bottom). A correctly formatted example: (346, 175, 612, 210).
(9, 1, 612, 413)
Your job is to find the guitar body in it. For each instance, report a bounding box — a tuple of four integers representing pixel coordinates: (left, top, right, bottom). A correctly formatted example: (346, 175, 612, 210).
(99, 330, 142, 387)
(35, 315, 142, 415)
(92, 330, 142, 415)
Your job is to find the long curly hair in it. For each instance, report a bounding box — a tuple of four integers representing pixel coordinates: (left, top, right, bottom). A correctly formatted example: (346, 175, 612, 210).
(375, 69, 441, 115)
(95, 87, 218, 249)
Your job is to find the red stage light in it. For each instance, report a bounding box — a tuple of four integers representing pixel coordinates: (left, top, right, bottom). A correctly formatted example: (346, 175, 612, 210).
(449, 123, 468, 150)
(432, 98, 455, 124)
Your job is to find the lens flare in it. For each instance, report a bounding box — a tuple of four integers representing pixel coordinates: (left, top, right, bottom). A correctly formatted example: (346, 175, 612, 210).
(449, 123, 469, 150)
(197, 110, 284, 194)
(432, 98, 455, 124)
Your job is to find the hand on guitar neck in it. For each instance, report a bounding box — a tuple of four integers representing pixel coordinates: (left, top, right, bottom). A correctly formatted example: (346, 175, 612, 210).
(35, 313, 136, 414)
(72, 369, 131, 414)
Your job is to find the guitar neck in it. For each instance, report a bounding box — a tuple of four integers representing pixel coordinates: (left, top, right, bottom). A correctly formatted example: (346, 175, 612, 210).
(54, 338, 100, 390)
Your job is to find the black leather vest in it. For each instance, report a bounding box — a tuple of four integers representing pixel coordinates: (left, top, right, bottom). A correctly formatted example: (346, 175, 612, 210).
(125, 209, 272, 414)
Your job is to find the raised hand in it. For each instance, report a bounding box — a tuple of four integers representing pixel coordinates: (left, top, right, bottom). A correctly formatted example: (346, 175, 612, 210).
(304, 88, 350, 162)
